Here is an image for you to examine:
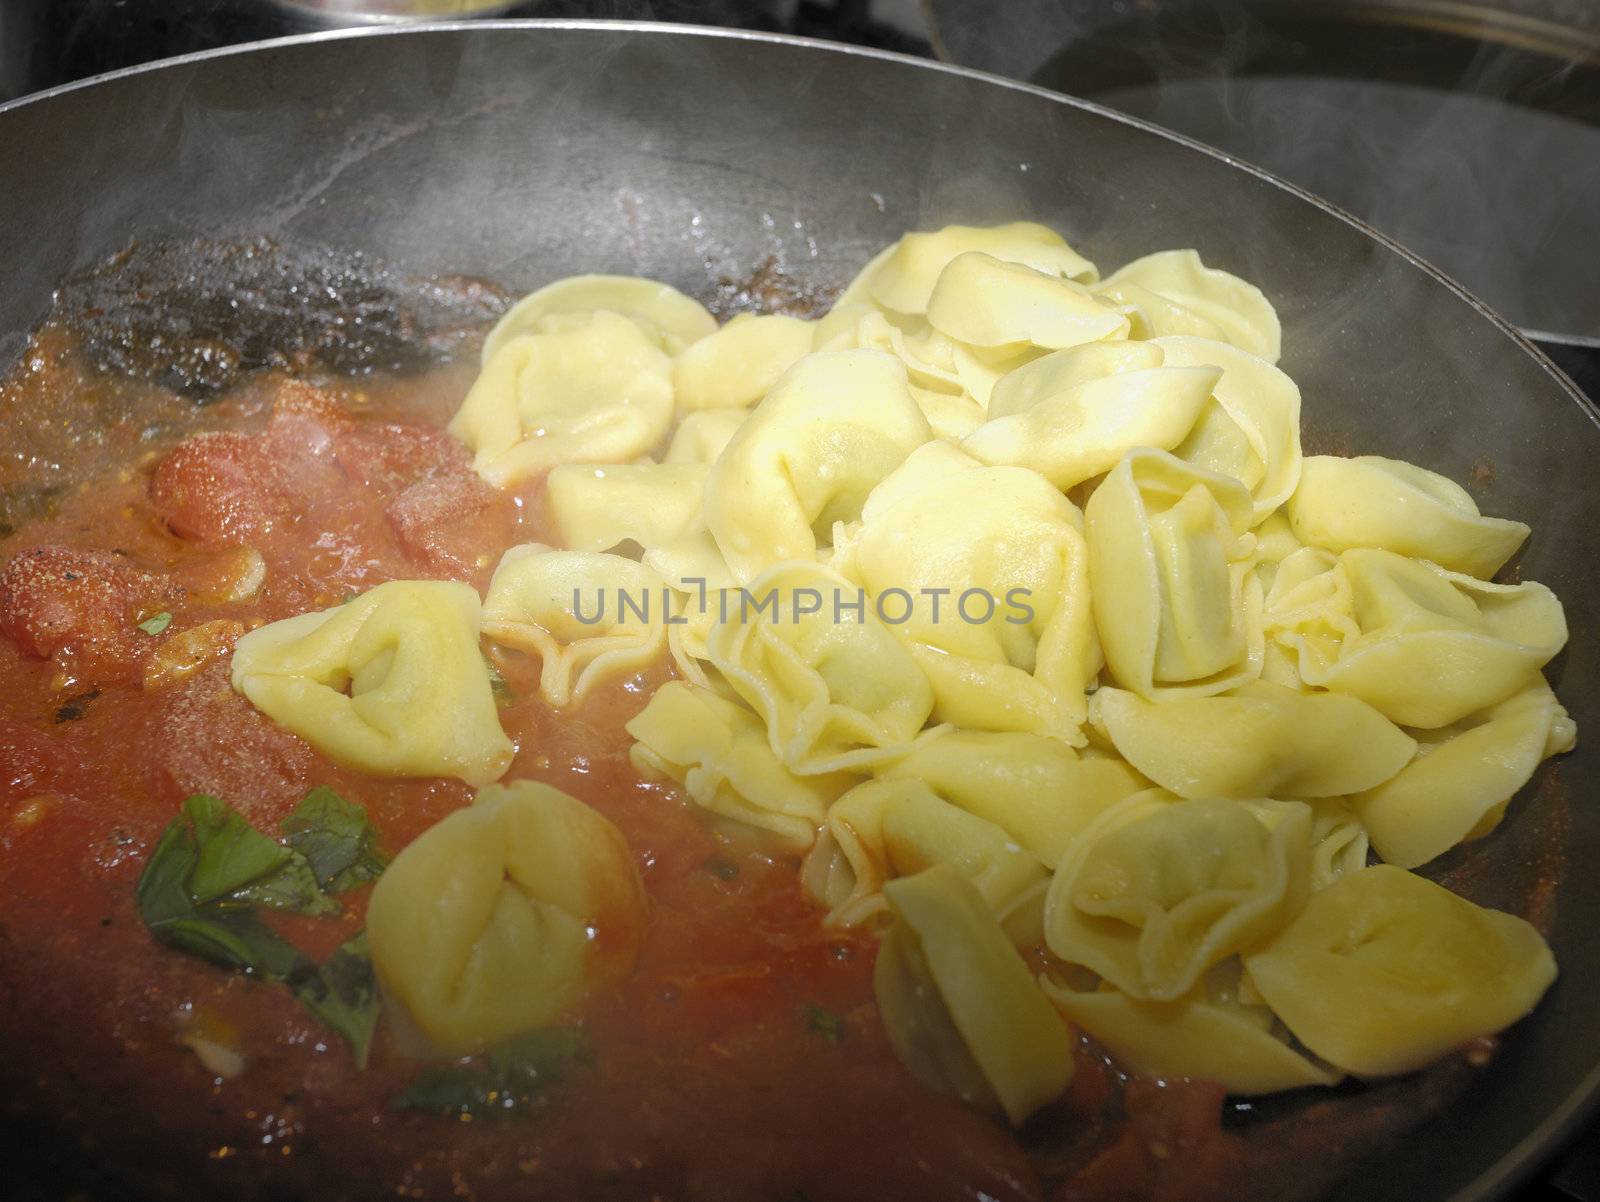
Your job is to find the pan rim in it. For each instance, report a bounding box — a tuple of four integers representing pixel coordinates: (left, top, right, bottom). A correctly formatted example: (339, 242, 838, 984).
(0, 18, 1597, 1202)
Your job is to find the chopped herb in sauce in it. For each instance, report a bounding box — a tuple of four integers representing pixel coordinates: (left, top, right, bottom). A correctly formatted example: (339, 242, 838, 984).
(482, 654, 513, 707)
(281, 787, 387, 893)
(137, 611, 173, 635)
(394, 1027, 592, 1120)
(704, 855, 740, 882)
(53, 686, 101, 723)
(135, 791, 388, 1064)
(805, 1004, 846, 1044)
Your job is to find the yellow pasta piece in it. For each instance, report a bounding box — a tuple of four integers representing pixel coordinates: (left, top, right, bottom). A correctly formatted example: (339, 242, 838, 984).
(663, 409, 747, 465)
(925, 253, 1129, 352)
(367, 780, 648, 1056)
(963, 341, 1221, 490)
(875, 728, 1148, 866)
(1044, 793, 1312, 1001)
(1287, 455, 1529, 579)
(482, 545, 667, 708)
(1243, 865, 1557, 1076)
(876, 864, 1075, 1125)
(1351, 679, 1576, 867)
(1090, 681, 1416, 800)
(708, 560, 934, 775)
(626, 681, 856, 848)
(1085, 448, 1262, 699)
(844, 442, 1098, 742)
(482, 273, 716, 362)
(545, 462, 707, 553)
(1097, 249, 1282, 362)
(702, 349, 932, 581)
(230, 580, 512, 786)
(868, 221, 1098, 315)
(450, 311, 675, 487)
(671, 313, 815, 411)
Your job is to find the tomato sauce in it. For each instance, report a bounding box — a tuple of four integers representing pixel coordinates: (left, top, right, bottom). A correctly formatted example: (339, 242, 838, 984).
(0, 325, 1489, 1202)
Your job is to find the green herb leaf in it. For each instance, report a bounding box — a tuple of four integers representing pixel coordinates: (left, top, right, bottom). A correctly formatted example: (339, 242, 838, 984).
(805, 1004, 846, 1044)
(704, 856, 740, 882)
(294, 932, 382, 1069)
(393, 1027, 592, 1120)
(483, 654, 513, 708)
(137, 611, 173, 636)
(181, 794, 338, 917)
(281, 787, 387, 894)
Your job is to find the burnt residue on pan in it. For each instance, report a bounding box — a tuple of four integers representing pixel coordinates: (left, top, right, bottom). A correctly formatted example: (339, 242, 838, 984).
(53, 237, 511, 401)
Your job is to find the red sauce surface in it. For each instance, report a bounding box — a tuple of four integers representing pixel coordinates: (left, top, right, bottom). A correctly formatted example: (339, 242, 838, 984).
(0, 328, 1491, 1202)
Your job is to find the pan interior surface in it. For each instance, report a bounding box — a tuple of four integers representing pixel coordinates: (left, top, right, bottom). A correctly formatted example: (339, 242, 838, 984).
(0, 22, 1597, 1202)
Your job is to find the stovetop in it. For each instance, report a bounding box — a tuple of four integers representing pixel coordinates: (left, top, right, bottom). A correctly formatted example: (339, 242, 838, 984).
(0, 2, 1597, 1196)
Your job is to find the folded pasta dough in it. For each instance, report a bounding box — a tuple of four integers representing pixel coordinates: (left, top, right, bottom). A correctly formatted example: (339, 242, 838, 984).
(1271, 547, 1568, 727)
(1039, 974, 1340, 1095)
(925, 253, 1130, 352)
(1155, 335, 1302, 523)
(230, 579, 513, 785)
(867, 221, 1099, 316)
(1090, 681, 1416, 800)
(1286, 455, 1530, 579)
(703, 349, 932, 581)
(708, 560, 934, 775)
(1085, 448, 1262, 700)
(962, 341, 1221, 489)
(367, 780, 648, 1056)
(1096, 249, 1282, 362)
(1044, 793, 1312, 1001)
(1243, 864, 1557, 1076)
(643, 530, 740, 689)
(672, 313, 815, 411)
(807, 779, 1048, 934)
(546, 462, 707, 554)
(1240, 797, 1372, 892)
(482, 273, 716, 363)
(1351, 679, 1576, 868)
(450, 310, 675, 487)
(626, 681, 856, 848)
(874, 728, 1148, 865)
(664, 409, 748, 465)
(845, 442, 1098, 742)
(482, 545, 667, 708)
(876, 864, 1075, 1125)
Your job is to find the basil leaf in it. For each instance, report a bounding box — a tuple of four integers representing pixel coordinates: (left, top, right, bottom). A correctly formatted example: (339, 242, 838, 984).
(393, 1027, 591, 1120)
(159, 911, 310, 981)
(184, 794, 292, 906)
(234, 853, 341, 917)
(805, 1004, 846, 1044)
(137, 611, 173, 636)
(281, 787, 387, 894)
(294, 932, 381, 1069)
(135, 815, 202, 928)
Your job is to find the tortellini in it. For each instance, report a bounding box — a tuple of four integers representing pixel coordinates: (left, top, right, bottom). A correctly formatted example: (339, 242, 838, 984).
(626, 681, 856, 848)
(1351, 680, 1576, 868)
(876, 865, 1075, 1125)
(367, 780, 648, 1056)
(1040, 969, 1339, 1095)
(702, 349, 931, 581)
(1044, 793, 1312, 1001)
(865, 221, 1099, 316)
(450, 310, 675, 487)
(843, 442, 1098, 742)
(482, 545, 667, 707)
(1090, 681, 1416, 800)
(1085, 448, 1262, 699)
(482, 273, 716, 362)
(546, 462, 707, 554)
(664, 409, 747, 465)
(1268, 547, 1568, 727)
(1243, 865, 1557, 1076)
(804, 779, 1049, 935)
(708, 561, 934, 775)
(1286, 455, 1529, 579)
(1096, 249, 1282, 362)
(671, 313, 814, 411)
(924, 252, 1130, 353)
(874, 729, 1148, 866)
(230, 580, 513, 786)
(962, 341, 1220, 489)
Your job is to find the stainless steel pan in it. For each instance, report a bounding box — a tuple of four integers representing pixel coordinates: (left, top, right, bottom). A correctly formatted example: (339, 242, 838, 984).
(0, 22, 1596, 1202)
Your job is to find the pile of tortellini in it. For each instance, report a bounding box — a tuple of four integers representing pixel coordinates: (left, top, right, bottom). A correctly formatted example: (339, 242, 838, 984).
(229, 222, 1572, 1120)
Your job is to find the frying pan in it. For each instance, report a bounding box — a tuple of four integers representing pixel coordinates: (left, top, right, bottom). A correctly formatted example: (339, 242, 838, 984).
(0, 21, 1596, 1202)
